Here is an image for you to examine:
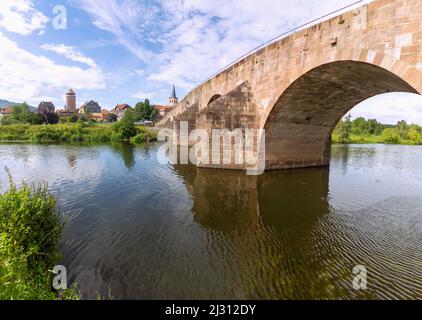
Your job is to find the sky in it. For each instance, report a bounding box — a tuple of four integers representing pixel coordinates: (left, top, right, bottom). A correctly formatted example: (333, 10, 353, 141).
(1, 0, 422, 124)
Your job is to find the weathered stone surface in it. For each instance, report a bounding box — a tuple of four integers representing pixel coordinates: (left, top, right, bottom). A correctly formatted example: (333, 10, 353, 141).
(195, 82, 260, 169)
(158, 0, 422, 170)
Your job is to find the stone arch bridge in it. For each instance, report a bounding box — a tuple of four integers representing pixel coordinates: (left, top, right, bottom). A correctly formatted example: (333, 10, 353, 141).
(157, 0, 422, 171)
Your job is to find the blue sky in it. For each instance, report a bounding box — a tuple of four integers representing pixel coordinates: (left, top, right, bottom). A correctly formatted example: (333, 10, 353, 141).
(1, 0, 422, 124)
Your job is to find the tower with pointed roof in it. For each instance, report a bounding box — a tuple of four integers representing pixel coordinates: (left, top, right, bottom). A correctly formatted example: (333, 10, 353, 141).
(65, 88, 76, 112)
(169, 84, 178, 107)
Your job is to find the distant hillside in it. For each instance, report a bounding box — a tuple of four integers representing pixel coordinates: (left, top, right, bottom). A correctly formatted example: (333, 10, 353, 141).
(0, 99, 36, 111)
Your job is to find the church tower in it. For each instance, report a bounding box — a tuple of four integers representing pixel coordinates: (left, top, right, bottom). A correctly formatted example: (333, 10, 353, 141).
(66, 88, 76, 112)
(169, 84, 178, 107)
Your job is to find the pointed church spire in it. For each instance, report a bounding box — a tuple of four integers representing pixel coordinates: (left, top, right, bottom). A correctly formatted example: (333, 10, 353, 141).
(171, 84, 177, 99)
(169, 84, 178, 107)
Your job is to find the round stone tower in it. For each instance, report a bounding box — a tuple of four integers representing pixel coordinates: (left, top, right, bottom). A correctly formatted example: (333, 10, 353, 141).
(66, 88, 76, 112)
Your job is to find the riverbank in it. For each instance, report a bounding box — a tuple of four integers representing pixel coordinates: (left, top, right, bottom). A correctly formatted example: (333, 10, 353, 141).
(332, 132, 422, 145)
(0, 123, 157, 144)
(0, 176, 79, 299)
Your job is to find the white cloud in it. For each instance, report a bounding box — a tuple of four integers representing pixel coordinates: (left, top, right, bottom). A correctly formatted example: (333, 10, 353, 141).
(41, 44, 97, 68)
(0, 0, 49, 35)
(72, 0, 157, 62)
(0, 32, 106, 104)
(351, 93, 422, 125)
(148, 0, 364, 89)
(75, 0, 365, 91)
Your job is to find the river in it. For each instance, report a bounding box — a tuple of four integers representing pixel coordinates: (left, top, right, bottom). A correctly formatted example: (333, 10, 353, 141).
(1, 143, 421, 299)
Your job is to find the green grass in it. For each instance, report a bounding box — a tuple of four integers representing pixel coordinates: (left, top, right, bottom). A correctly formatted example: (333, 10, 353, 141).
(0, 173, 79, 300)
(0, 123, 156, 144)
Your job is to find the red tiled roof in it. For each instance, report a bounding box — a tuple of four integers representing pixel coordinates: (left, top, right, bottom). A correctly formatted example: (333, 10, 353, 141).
(0, 106, 14, 114)
(115, 104, 131, 111)
(154, 105, 173, 111)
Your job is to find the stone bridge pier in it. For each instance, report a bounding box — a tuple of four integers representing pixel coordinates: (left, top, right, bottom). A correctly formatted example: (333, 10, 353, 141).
(158, 0, 422, 171)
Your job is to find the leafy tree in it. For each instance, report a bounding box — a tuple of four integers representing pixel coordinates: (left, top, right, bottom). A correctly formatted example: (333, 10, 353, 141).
(382, 128, 400, 144)
(134, 99, 156, 121)
(150, 108, 158, 121)
(29, 113, 44, 125)
(69, 114, 78, 123)
(366, 119, 381, 135)
(396, 120, 408, 139)
(408, 127, 421, 143)
(42, 112, 59, 125)
(352, 117, 366, 135)
(12, 103, 32, 123)
(0, 115, 20, 125)
(78, 114, 88, 122)
(336, 114, 352, 143)
(113, 109, 137, 139)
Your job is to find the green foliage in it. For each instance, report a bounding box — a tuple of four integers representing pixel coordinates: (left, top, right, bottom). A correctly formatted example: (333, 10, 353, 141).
(1, 115, 22, 126)
(42, 112, 59, 125)
(12, 103, 32, 123)
(382, 128, 401, 144)
(333, 115, 422, 146)
(0, 123, 157, 144)
(351, 117, 366, 135)
(113, 110, 137, 140)
(29, 113, 45, 125)
(134, 99, 157, 121)
(366, 119, 382, 135)
(396, 120, 409, 139)
(351, 117, 385, 135)
(408, 127, 421, 144)
(333, 114, 352, 143)
(0, 174, 79, 300)
(351, 117, 383, 135)
(130, 127, 157, 144)
(68, 114, 78, 123)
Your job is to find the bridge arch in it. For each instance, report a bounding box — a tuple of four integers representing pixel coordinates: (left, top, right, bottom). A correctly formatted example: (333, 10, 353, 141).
(263, 60, 420, 169)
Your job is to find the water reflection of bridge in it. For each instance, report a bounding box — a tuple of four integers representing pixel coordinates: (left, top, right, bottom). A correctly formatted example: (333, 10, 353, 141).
(172, 164, 330, 234)
(171, 165, 348, 299)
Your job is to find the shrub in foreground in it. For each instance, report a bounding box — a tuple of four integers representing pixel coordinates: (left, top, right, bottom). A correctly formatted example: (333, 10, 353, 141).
(0, 174, 78, 300)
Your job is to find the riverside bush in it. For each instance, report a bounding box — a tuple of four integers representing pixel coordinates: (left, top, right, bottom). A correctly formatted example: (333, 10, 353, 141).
(130, 129, 157, 144)
(0, 123, 156, 144)
(0, 175, 79, 299)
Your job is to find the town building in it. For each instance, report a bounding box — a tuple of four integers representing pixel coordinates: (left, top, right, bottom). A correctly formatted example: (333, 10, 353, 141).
(38, 102, 55, 114)
(0, 106, 14, 119)
(79, 100, 102, 114)
(114, 104, 132, 120)
(154, 105, 174, 118)
(90, 109, 112, 122)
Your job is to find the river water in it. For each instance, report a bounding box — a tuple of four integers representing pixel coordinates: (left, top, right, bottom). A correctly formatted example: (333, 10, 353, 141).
(1, 143, 422, 299)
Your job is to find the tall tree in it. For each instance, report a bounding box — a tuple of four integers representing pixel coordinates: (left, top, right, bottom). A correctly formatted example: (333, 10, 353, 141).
(12, 102, 32, 123)
(396, 120, 408, 139)
(134, 99, 156, 121)
(338, 114, 352, 143)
